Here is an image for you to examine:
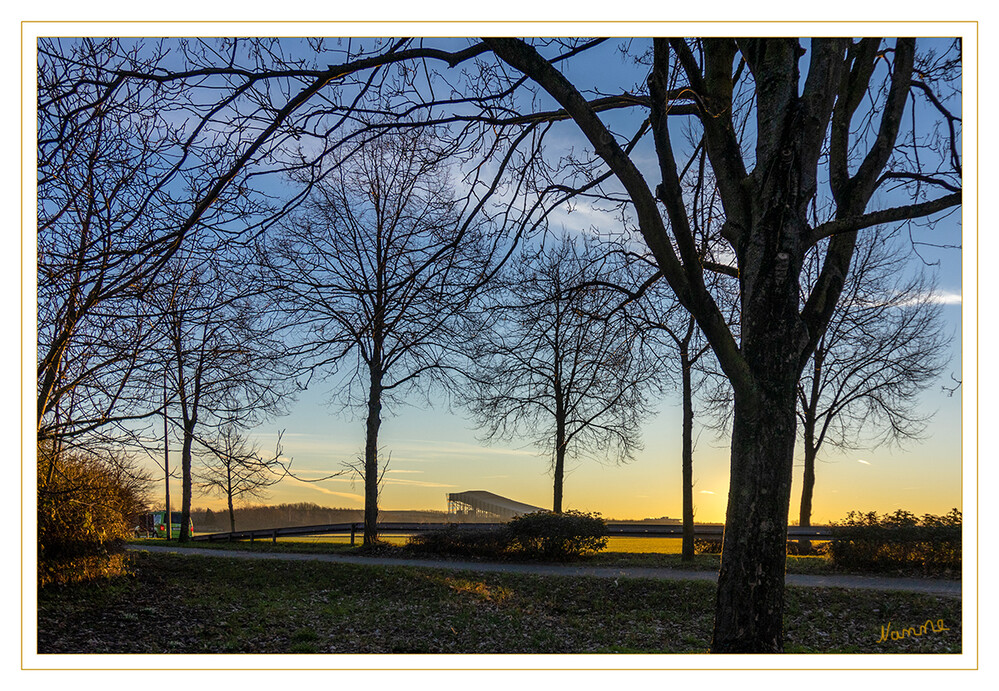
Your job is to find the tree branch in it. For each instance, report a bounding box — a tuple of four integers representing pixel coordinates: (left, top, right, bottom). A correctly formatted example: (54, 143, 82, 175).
(808, 192, 961, 244)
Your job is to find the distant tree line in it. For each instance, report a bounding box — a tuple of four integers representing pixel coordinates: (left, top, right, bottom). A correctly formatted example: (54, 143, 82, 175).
(189, 503, 449, 532)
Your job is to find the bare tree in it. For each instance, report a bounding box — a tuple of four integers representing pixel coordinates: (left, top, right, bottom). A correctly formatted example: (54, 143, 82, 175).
(621, 144, 735, 562)
(263, 129, 492, 546)
(36, 37, 471, 441)
(466, 235, 660, 513)
(37, 39, 181, 443)
(796, 229, 951, 545)
(146, 251, 292, 541)
(198, 426, 287, 533)
(650, 311, 711, 560)
(35, 35, 962, 652)
(479, 37, 961, 651)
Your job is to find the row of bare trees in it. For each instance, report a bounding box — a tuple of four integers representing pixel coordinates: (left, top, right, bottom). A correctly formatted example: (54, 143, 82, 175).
(37, 35, 960, 652)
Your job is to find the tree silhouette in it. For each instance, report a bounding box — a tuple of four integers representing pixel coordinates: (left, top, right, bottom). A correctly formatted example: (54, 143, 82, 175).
(480, 37, 961, 651)
(796, 229, 951, 544)
(147, 252, 292, 541)
(199, 426, 287, 533)
(36, 36, 962, 652)
(466, 235, 659, 513)
(264, 130, 492, 545)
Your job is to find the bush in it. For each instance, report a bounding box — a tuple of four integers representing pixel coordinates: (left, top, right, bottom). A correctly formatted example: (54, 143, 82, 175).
(693, 538, 723, 555)
(829, 509, 961, 574)
(406, 524, 513, 559)
(38, 443, 150, 586)
(507, 510, 608, 561)
(785, 540, 830, 556)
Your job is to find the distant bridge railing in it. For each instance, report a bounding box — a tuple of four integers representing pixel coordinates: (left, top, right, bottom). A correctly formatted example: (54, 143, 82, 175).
(190, 521, 834, 545)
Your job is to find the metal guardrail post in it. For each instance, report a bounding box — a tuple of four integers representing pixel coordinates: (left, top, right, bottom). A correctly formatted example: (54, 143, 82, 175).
(272, 529, 277, 544)
(350, 523, 356, 546)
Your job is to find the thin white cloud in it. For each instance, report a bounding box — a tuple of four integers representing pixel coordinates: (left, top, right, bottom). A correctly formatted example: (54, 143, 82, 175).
(894, 290, 962, 307)
(929, 291, 962, 305)
(699, 490, 715, 495)
(857, 459, 871, 465)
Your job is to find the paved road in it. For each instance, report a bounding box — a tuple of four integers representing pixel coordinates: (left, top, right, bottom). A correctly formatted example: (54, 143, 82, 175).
(127, 544, 961, 597)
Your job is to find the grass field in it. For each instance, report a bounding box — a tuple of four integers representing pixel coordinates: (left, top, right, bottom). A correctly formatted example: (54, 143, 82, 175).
(37, 550, 961, 654)
(188, 534, 701, 550)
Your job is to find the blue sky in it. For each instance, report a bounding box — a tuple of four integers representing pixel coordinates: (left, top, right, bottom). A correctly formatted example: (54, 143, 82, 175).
(247, 73, 960, 523)
(220, 37, 965, 523)
(25, 31, 967, 523)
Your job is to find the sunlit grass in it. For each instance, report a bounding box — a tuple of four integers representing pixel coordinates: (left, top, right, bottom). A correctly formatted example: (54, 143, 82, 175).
(605, 536, 684, 553)
(180, 534, 695, 552)
(278, 535, 689, 551)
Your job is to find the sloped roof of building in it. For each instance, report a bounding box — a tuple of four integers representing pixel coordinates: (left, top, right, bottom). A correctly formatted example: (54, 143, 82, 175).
(447, 490, 546, 518)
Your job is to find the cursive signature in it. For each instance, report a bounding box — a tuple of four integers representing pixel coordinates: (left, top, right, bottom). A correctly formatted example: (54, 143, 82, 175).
(877, 619, 950, 643)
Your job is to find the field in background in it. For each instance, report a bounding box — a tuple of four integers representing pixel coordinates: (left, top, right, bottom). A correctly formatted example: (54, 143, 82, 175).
(264, 535, 692, 553)
(176, 534, 833, 560)
(179, 534, 694, 552)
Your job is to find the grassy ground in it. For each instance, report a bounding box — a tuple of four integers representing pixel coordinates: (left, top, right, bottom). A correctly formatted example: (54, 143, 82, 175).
(148, 535, 951, 579)
(37, 550, 961, 654)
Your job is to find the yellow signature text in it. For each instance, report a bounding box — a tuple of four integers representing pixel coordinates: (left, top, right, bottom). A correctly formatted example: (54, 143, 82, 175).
(878, 619, 950, 643)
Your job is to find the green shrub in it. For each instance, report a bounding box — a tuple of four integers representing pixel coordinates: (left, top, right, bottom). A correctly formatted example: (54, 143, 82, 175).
(406, 524, 512, 559)
(38, 443, 150, 586)
(829, 509, 961, 574)
(507, 510, 608, 561)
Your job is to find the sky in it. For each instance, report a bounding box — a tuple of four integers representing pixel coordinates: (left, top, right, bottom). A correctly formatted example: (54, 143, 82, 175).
(217, 293, 961, 524)
(25, 28, 970, 525)
(177, 36, 966, 524)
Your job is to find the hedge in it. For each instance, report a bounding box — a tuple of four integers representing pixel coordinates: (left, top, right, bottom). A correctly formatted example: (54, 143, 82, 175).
(828, 509, 961, 574)
(406, 510, 608, 561)
(406, 524, 512, 559)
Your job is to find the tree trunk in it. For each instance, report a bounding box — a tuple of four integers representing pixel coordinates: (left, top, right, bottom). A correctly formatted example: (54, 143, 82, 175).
(711, 234, 805, 652)
(227, 466, 236, 533)
(797, 427, 818, 553)
(179, 422, 194, 542)
(680, 351, 695, 562)
(552, 398, 566, 514)
(363, 363, 383, 546)
(711, 382, 798, 652)
(552, 443, 565, 514)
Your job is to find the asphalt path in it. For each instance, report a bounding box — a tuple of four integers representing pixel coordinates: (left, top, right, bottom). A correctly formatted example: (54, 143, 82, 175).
(127, 544, 961, 598)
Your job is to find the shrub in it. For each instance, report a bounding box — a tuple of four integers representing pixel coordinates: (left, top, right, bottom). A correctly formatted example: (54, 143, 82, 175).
(693, 538, 723, 555)
(38, 443, 150, 586)
(829, 509, 961, 574)
(406, 524, 512, 559)
(785, 540, 830, 556)
(507, 510, 608, 561)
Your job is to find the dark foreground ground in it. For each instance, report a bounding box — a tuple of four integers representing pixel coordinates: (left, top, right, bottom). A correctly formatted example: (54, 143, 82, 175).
(37, 550, 961, 654)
